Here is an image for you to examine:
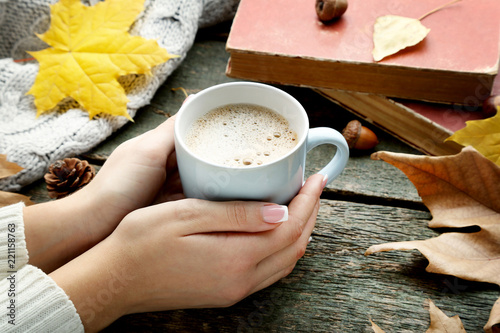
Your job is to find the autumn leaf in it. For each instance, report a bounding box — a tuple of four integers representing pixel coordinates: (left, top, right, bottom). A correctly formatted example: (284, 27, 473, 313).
(27, 0, 176, 120)
(370, 299, 466, 332)
(0, 155, 33, 207)
(372, 0, 461, 61)
(446, 107, 500, 166)
(486, 300, 500, 333)
(426, 299, 466, 333)
(365, 147, 500, 331)
(372, 15, 430, 62)
(369, 146, 500, 229)
(369, 319, 386, 333)
(0, 155, 23, 179)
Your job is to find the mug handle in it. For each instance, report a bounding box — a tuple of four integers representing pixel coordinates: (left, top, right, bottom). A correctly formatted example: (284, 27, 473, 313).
(306, 127, 349, 185)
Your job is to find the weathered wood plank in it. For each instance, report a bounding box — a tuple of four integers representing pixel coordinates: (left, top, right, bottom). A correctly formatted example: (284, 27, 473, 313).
(102, 200, 499, 333)
(306, 145, 421, 204)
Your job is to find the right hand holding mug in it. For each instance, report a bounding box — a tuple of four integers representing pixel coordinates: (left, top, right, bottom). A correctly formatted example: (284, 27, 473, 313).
(49, 173, 326, 332)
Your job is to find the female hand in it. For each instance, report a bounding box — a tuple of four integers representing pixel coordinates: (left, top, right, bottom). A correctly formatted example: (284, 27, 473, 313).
(77, 115, 183, 239)
(49, 173, 325, 332)
(24, 116, 182, 272)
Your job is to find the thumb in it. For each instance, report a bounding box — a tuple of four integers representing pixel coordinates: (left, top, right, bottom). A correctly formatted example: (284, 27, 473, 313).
(141, 114, 177, 155)
(173, 199, 288, 235)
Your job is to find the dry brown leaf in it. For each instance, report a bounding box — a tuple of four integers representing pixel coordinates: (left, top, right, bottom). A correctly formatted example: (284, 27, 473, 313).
(0, 154, 32, 207)
(370, 300, 466, 332)
(0, 154, 23, 179)
(370, 319, 386, 333)
(426, 299, 466, 333)
(486, 300, 500, 333)
(0, 191, 33, 208)
(365, 146, 500, 331)
(369, 146, 500, 229)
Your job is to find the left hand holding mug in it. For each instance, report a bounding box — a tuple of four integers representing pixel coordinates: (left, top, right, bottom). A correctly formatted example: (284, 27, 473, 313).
(24, 116, 182, 272)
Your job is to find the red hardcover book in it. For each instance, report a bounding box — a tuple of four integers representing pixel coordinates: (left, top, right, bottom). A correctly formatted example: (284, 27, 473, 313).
(226, 0, 500, 104)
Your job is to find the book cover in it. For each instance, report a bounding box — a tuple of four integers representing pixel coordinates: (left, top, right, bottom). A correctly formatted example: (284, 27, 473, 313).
(226, 0, 500, 104)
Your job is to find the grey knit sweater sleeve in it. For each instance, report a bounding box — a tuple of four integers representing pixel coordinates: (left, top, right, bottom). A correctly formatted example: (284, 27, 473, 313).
(0, 0, 240, 192)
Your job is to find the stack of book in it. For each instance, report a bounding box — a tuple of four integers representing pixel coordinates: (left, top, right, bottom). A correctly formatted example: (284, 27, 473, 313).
(225, 0, 500, 155)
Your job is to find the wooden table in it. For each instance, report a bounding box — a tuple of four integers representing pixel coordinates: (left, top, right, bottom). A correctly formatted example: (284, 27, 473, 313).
(22, 22, 499, 332)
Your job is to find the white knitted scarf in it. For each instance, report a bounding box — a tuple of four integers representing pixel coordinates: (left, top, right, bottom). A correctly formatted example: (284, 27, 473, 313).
(0, 0, 239, 191)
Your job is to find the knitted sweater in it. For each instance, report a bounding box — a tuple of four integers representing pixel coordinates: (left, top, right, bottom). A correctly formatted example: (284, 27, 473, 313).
(0, 203, 83, 332)
(0, 0, 240, 192)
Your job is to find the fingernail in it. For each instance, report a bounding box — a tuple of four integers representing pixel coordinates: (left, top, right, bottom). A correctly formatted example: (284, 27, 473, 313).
(308, 236, 313, 244)
(262, 204, 288, 223)
(321, 174, 328, 189)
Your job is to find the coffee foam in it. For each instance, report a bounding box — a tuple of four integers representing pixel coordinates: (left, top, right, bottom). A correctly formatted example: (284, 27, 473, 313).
(185, 104, 298, 167)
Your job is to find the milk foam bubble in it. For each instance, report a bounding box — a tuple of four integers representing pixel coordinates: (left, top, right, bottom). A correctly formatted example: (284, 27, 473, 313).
(185, 104, 298, 167)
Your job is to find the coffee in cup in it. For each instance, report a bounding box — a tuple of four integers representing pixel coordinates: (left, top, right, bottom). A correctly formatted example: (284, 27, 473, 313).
(185, 103, 298, 167)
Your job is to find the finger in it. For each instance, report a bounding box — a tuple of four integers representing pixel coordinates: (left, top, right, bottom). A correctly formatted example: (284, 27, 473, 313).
(287, 173, 325, 230)
(121, 115, 176, 152)
(250, 218, 317, 294)
(247, 173, 323, 259)
(249, 264, 296, 296)
(105, 116, 176, 179)
(253, 197, 319, 280)
(137, 115, 176, 157)
(168, 199, 290, 235)
(166, 150, 178, 174)
(154, 151, 185, 204)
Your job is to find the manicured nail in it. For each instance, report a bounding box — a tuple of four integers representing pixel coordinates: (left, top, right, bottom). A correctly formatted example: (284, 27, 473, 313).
(308, 236, 313, 244)
(262, 204, 289, 223)
(321, 174, 328, 189)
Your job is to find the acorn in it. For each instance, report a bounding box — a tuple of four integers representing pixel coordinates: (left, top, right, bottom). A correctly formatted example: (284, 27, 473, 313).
(316, 0, 348, 23)
(342, 120, 379, 150)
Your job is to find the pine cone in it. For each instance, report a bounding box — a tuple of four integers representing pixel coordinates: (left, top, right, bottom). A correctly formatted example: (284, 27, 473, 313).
(44, 158, 95, 199)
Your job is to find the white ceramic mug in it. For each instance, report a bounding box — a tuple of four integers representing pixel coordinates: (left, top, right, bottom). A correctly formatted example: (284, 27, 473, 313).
(174, 82, 349, 204)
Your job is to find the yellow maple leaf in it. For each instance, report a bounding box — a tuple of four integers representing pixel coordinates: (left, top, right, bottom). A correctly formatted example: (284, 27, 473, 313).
(27, 0, 176, 120)
(446, 107, 500, 166)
